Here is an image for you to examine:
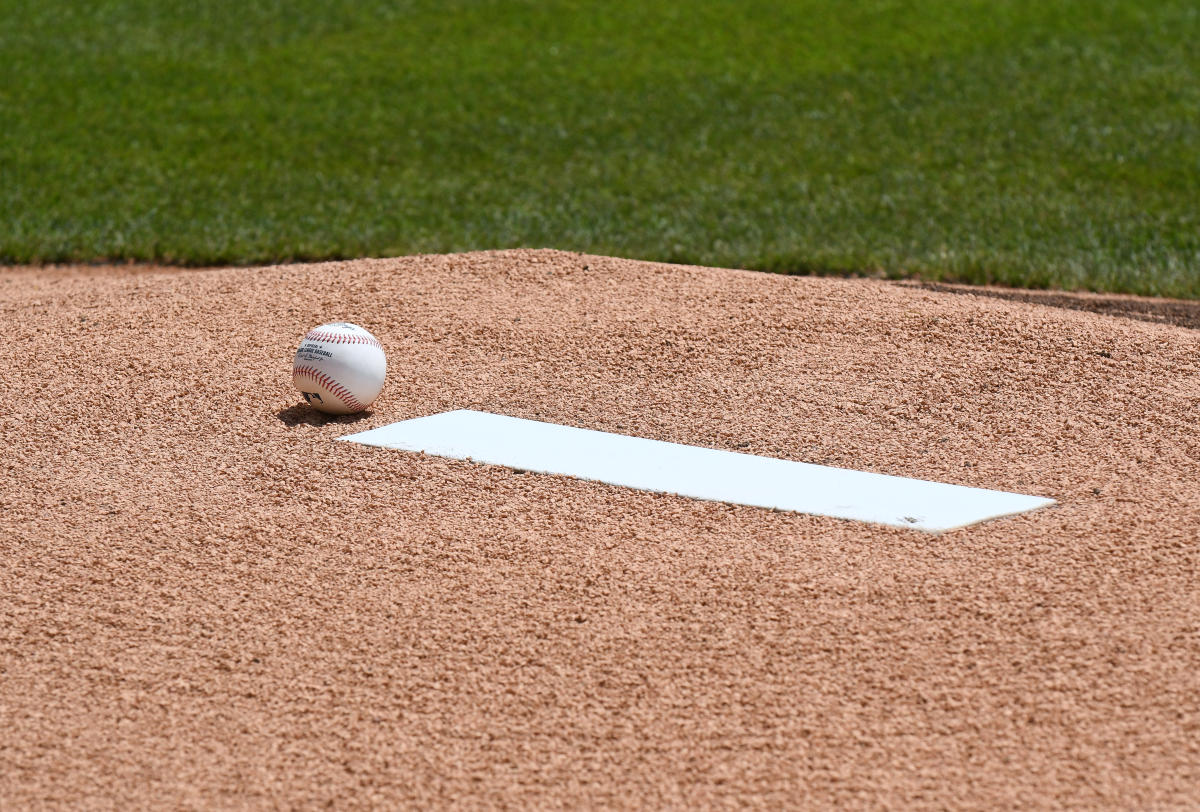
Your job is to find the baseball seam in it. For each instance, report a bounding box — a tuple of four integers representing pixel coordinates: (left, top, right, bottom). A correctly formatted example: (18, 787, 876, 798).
(303, 329, 384, 350)
(293, 365, 366, 412)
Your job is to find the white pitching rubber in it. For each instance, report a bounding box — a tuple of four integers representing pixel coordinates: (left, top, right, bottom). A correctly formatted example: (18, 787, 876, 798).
(340, 410, 1055, 532)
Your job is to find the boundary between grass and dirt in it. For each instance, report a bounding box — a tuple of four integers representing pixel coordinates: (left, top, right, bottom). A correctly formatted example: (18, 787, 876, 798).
(901, 281, 1200, 331)
(6, 260, 1198, 331)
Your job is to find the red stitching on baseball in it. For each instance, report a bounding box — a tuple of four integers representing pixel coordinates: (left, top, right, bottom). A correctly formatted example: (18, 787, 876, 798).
(303, 329, 383, 350)
(292, 365, 365, 411)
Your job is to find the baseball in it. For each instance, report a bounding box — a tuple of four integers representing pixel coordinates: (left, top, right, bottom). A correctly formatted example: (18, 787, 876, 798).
(292, 322, 387, 415)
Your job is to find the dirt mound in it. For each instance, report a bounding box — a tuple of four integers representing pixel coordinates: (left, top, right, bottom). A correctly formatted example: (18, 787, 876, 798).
(2, 250, 1198, 807)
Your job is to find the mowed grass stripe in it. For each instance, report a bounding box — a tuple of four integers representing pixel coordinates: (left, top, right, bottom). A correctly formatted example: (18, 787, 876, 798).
(1, 0, 1197, 295)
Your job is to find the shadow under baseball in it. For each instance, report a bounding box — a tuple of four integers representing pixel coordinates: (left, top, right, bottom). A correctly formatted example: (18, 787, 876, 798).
(276, 403, 374, 427)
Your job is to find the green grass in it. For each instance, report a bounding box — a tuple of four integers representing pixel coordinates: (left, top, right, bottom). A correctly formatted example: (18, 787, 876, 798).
(2, 0, 1198, 296)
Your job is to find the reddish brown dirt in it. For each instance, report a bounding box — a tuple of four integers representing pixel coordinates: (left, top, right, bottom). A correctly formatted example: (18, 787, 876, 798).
(904, 280, 1200, 331)
(2, 250, 1198, 808)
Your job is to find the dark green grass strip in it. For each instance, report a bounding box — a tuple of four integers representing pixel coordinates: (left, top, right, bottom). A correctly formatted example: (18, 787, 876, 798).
(2, 0, 1198, 295)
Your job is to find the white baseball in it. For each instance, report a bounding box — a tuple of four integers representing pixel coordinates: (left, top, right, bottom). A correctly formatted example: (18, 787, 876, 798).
(292, 322, 387, 415)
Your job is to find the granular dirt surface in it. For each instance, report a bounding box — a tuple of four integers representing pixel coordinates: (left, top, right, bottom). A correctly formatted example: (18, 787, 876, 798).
(2, 250, 1198, 808)
(906, 280, 1200, 331)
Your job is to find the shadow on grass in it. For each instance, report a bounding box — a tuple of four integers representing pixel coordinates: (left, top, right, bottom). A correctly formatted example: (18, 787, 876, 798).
(276, 404, 373, 427)
(908, 282, 1200, 331)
